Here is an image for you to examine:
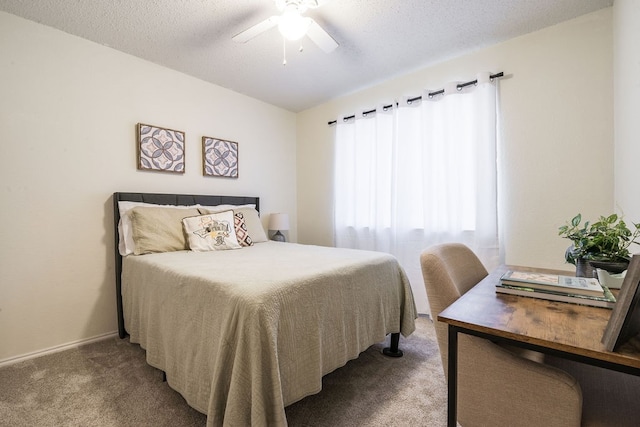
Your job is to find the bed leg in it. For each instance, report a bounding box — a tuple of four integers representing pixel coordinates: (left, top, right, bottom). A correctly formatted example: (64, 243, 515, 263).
(162, 371, 167, 382)
(382, 332, 403, 357)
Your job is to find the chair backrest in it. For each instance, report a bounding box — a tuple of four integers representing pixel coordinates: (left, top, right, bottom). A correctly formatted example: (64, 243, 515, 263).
(420, 243, 488, 372)
(421, 243, 584, 427)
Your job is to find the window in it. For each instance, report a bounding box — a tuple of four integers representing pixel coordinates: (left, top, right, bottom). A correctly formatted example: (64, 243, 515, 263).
(333, 74, 500, 312)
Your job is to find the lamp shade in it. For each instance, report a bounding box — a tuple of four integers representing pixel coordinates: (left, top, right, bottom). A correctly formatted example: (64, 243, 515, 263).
(268, 213, 290, 231)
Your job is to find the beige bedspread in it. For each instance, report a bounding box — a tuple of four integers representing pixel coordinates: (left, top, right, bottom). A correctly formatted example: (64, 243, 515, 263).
(122, 241, 416, 426)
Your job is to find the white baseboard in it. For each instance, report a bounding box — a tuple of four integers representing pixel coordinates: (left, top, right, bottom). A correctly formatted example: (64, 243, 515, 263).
(0, 331, 119, 368)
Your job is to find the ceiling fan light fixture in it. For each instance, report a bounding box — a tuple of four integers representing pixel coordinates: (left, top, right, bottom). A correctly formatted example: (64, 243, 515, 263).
(278, 6, 311, 41)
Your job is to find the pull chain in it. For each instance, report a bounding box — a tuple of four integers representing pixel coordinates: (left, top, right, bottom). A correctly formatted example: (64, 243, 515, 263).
(283, 38, 287, 66)
(283, 39, 305, 65)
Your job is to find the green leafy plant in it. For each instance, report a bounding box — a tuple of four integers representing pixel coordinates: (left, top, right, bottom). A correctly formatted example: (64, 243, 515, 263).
(558, 213, 640, 265)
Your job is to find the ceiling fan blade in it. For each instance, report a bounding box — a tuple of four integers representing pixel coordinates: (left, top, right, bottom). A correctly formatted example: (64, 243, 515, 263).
(306, 19, 338, 53)
(232, 16, 280, 43)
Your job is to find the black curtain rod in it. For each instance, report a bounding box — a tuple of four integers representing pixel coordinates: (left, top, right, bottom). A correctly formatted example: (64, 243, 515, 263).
(327, 72, 504, 126)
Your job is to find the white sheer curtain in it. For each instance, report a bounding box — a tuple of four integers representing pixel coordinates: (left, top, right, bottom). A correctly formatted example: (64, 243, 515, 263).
(334, 73, 500, 313)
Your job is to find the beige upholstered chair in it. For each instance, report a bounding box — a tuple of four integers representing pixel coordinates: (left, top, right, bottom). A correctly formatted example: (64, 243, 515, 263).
(420, 243, 582, 427)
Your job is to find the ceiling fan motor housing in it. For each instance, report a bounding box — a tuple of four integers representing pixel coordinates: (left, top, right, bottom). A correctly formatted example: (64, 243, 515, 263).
(275, 0, 320, 14)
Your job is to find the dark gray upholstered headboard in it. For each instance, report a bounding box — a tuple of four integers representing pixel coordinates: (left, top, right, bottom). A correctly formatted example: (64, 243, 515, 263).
(113, 192, 260, 338)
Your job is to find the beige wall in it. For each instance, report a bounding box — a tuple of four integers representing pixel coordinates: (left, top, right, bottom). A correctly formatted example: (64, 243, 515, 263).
(0, 12, 297, 363)
(297, 9, 613, 282)
(614, 0, 640, 221)
(2, 4, 630, 362)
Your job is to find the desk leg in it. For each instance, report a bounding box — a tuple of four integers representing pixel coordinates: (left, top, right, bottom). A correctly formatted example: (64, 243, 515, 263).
(447, 325, 458, 427)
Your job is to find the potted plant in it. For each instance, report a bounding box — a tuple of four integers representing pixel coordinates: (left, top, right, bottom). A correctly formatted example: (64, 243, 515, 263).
(558, 213, 640, 277)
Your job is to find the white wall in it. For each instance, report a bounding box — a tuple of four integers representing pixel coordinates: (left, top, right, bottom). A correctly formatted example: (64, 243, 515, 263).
(297, 8, 613, 311)
(614, 0, 640, 222)
(0, 12, 297, 363)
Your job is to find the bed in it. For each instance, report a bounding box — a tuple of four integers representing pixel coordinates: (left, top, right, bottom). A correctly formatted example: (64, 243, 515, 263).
(113, 192, 417, 426)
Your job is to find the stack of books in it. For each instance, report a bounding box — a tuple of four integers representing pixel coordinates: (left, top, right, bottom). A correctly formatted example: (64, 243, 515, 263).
(496, 271, 616, 308)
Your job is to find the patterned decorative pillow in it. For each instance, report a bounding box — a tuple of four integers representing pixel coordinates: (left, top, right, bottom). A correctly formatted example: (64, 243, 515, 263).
(199, 206, 268, 243)
(234, 212, 253, 247)
(182, 211, 242, 251)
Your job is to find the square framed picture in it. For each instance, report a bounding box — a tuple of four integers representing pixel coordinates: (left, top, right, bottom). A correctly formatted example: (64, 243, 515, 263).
(202, 136, 239, 178)
(602, 255, 640, 351)
(137, 123, 185, 173)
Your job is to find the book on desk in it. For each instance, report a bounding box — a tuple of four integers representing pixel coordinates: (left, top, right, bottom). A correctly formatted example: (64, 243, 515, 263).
(496, 270, 616, 309)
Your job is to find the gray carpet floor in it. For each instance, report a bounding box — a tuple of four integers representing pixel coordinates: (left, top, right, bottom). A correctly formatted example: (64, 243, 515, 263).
(0, 316, 447, 426)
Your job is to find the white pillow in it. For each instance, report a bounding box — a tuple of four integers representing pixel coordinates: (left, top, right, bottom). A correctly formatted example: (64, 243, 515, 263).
(182, 211, 242, 251)
(117, 201, 197, 256)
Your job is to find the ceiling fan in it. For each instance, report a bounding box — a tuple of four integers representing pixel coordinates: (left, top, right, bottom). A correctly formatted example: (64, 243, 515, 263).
(232, 0, 339, 54)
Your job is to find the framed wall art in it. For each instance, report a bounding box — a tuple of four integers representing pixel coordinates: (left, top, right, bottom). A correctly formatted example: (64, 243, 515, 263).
(202, 136, 239, 178)
(137, 123, 185, 173)
(602, 254, 640, 351)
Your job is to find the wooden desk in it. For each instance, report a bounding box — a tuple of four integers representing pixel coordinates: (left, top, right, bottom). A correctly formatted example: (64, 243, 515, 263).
(437, 265, 640, 427)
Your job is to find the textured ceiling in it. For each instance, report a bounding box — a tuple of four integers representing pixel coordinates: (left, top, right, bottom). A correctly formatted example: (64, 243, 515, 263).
(0, 0, 613, 112)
